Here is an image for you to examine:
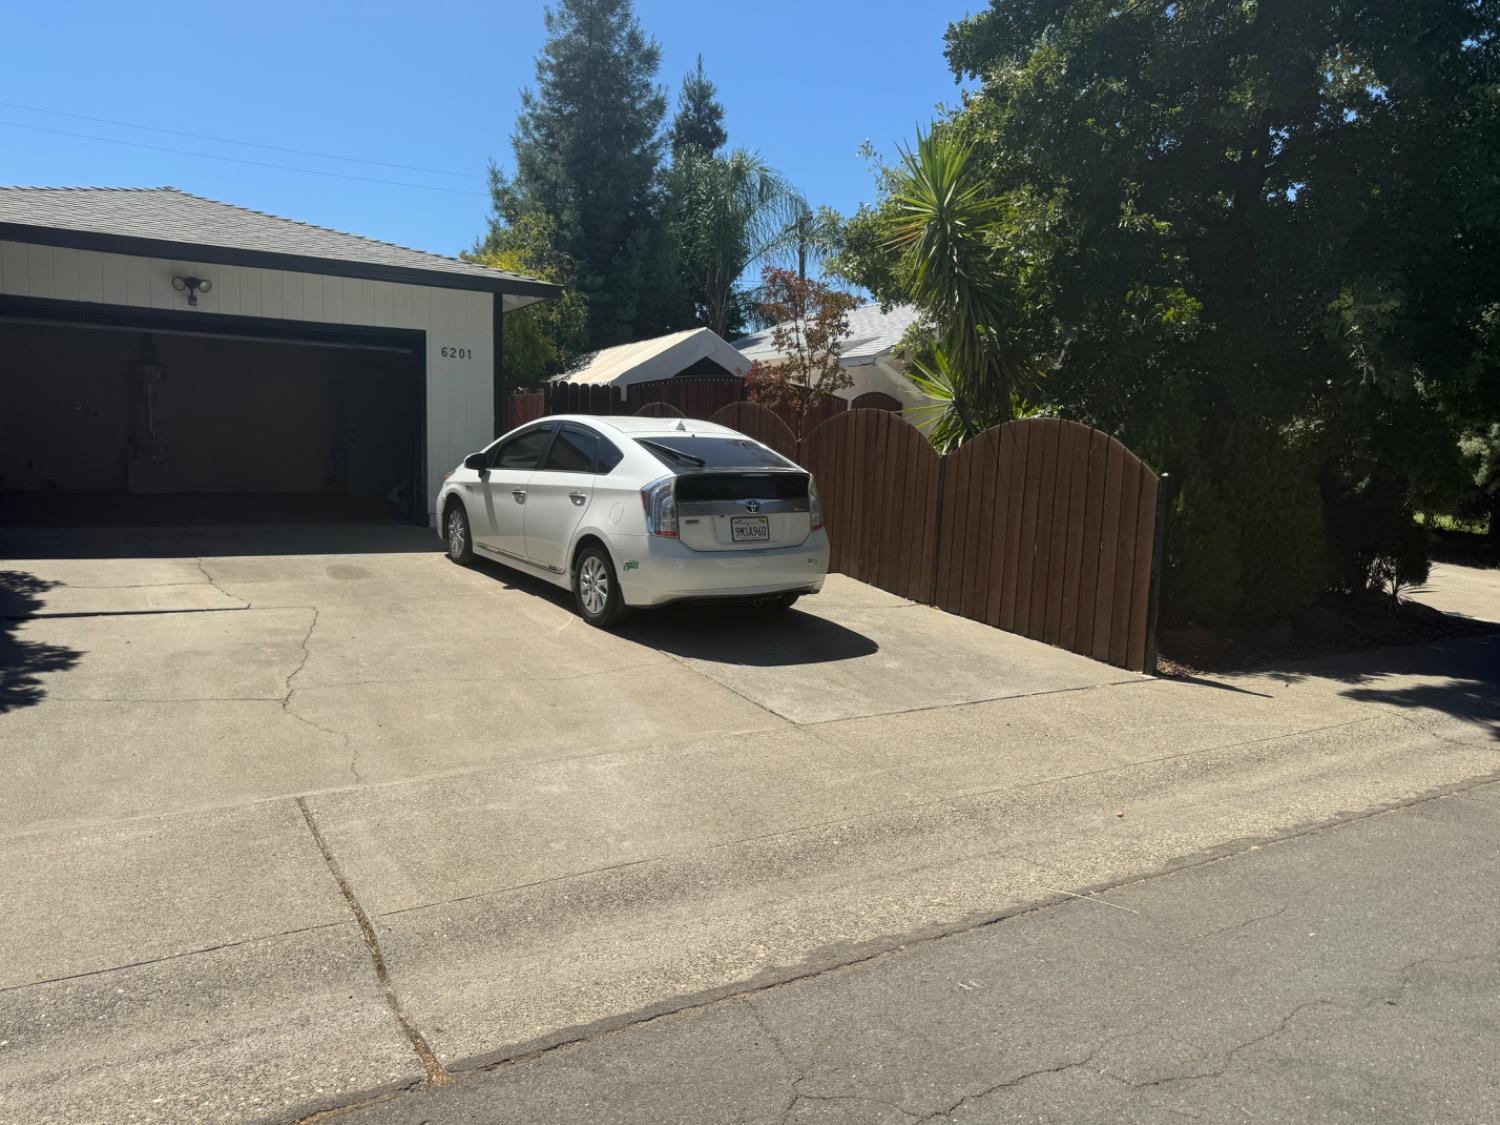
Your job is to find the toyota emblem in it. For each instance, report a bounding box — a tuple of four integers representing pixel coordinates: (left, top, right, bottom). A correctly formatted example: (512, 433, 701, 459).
(743, 499, 761, 513)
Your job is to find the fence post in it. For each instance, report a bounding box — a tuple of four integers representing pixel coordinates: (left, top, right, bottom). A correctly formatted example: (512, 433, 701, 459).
(1143, 472, 1176, 675)
(929, 454, 950, 607)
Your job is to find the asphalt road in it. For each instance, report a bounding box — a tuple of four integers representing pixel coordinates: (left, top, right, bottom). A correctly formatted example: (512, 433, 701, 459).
(346, 777, 1500, 1124)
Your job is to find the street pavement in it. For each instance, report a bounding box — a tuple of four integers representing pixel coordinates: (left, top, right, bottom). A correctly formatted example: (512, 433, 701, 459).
(347, 777, 1500, 1125)
(0, 527, 1496, 1123)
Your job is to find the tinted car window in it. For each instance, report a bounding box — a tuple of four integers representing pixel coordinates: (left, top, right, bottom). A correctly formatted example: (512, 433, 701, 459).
(595, 437, 624, 474)
(541, 425, 598, 473)
(493, 427, 554, 470)
(635, 436, 792, 470)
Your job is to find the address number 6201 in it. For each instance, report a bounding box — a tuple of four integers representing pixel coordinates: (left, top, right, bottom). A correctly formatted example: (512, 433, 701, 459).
(440, 345, 472, 359)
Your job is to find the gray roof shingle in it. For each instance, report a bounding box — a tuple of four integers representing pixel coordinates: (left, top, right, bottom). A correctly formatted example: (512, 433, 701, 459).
(732, 302, 921, 366)
(0, 185, 555, 296)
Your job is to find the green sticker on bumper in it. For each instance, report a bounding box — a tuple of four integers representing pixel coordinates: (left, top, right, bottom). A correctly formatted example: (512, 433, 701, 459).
(622, 560, 639, 571)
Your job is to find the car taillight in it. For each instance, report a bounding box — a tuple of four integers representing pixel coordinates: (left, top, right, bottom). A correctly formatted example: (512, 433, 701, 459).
(641, 477, 679, 537)
(809, 477, 823, 531)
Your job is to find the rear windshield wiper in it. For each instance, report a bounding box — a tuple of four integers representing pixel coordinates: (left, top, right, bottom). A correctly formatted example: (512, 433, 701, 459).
(638, 439, 706, 467)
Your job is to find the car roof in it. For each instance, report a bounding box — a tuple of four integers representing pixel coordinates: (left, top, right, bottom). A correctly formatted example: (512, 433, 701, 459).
(546, 414, 740, 438)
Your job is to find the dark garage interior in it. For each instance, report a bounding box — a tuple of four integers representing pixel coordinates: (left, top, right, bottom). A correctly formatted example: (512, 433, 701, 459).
(0, 314, 422, 526)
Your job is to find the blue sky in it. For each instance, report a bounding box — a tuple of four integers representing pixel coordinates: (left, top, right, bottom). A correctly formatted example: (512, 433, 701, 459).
(3, 1, 977, 259)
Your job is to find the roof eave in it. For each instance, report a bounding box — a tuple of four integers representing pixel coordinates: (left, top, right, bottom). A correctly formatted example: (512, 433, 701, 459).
(0, 222, 561, 300)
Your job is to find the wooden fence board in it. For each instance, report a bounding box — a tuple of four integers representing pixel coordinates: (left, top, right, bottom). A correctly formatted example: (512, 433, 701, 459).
(971, 431, 1000, 621)
(1013, 421, 1046, 632)
(1057, 424, 1092, 651)
(1027, 419, 1061, 639)
(1091, 439, 1128, 663)
(879, 412, 908, 590)
(998, 422, 1030, 631)
(983, 425, 1015, 628)
(1108, 455, 1143, 668)
(1125, 471, 1159, 673)
(1043, 422, 1081, 645)
(1074, 430, 1109, 657)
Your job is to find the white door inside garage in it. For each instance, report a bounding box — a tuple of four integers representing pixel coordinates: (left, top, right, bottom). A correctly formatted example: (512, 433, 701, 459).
(0, 313, 423, 525)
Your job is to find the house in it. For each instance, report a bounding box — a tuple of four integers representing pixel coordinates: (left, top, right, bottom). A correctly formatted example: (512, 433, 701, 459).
(0, 186, 558, 525)
(732, 301, 925, 412)
(552, 326, 748, 399)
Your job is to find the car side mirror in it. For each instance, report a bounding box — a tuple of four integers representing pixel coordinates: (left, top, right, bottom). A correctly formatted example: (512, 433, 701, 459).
(463, 452, 487, 472)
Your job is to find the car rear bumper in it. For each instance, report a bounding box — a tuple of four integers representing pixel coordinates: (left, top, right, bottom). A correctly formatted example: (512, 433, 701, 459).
(612, 530, 830, 607)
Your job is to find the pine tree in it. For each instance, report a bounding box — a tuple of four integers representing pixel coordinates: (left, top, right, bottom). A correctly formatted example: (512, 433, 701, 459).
(668, 55, 727, 160)
(507, 0, 671, 347)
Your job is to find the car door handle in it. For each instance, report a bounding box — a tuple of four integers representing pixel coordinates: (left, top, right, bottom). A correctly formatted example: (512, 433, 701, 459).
(511, 489, 526, 503)
(568, 490, 587, 506)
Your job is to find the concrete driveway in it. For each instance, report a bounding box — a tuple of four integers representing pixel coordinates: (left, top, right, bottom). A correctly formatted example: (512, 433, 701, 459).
(1, 527, 1496, 1123)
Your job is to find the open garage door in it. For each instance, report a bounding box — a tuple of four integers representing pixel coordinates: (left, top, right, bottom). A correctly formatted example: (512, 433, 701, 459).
(0, 302, 423, 526)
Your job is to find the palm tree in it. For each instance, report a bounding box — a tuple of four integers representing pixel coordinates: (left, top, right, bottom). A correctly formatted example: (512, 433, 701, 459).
(885, 127, 1031, 446)
(672, 148, 807, 337)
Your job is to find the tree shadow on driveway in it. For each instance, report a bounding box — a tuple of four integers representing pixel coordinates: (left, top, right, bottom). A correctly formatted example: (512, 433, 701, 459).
(0, 571, 82, 712)
(1260, 635, 1500, 741)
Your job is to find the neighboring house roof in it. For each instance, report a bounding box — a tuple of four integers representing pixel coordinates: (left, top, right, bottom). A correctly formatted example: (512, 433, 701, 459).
(557, 327, 749, 393)
(732, 302, 922, 367)
(0, 186, 557, 301)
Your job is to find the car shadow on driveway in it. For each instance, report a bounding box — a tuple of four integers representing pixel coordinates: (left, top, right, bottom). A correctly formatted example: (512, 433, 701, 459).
(0, 571, 82, 712)
(470, 558, 879, 667)
(621, 603, 879, 667)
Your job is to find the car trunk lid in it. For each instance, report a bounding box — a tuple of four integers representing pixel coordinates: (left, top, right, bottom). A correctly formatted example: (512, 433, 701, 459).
(675, 471, 812, 552)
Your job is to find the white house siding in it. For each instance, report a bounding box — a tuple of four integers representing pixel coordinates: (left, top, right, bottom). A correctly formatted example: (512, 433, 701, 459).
(0, 239, 495, 521)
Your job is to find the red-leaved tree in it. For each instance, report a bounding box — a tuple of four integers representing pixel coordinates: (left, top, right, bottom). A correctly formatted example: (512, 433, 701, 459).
(745, 267, 859, 424)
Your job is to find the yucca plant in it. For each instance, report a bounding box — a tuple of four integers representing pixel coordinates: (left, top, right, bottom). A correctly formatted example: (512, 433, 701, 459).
(885, 127, 1033, 441)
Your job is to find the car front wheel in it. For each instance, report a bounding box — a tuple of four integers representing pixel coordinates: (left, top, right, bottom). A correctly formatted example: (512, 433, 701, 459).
(574, 545, 626, 627)
(444, 503, 474, 564)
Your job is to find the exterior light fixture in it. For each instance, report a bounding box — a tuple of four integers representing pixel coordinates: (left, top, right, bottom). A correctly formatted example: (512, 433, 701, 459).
(171, 275, 213, 306)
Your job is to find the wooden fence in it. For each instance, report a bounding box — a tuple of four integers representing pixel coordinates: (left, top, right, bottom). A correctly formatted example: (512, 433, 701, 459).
(704, 402, 1167, 673)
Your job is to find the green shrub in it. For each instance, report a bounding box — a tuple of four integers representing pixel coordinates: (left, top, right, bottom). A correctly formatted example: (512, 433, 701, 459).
(1165, 479, 1242, 626)
(1217, 431, 1328, 622)
(1368, 516, 1431, 608)
(1324, 480, 1433, 597)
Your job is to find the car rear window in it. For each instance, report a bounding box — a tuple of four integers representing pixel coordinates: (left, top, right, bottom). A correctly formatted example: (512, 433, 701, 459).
(636, 436, 793, 470)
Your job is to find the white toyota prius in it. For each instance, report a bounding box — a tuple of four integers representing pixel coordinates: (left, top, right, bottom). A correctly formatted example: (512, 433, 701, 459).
(437, 415, 830, 626)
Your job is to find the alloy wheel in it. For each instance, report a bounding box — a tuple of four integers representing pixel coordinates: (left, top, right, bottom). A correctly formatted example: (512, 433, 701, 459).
(579, 555, 609, 616)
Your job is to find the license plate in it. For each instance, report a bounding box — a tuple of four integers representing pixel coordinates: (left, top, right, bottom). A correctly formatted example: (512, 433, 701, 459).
(731, 516, 770, 542)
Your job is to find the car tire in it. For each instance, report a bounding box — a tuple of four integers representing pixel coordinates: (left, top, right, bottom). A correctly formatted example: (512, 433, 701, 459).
(761, 593, 800, 612)
(574, 544, 626, 627)
(444, 502, 474, 565)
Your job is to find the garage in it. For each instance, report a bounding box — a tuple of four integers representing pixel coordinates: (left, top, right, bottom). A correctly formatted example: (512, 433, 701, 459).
(0, 186, 558, 527)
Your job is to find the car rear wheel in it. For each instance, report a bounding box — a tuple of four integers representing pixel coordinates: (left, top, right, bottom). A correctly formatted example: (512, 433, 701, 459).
(574, 545, 626, 627)
(445, 503, 474, 564)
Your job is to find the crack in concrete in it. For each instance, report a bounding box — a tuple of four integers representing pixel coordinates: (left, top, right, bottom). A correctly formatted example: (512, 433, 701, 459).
(278, 607, 361, 784)
(0, 918, 354, 995)
(295, 797, 450, 1089)
(196, 557, 251, 608)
